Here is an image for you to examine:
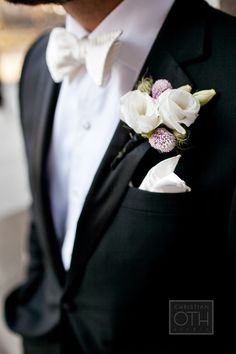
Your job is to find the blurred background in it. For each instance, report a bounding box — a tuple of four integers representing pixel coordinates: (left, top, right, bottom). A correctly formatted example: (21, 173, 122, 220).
(0, 0, 235, 353)
(0, 1, 65, 353)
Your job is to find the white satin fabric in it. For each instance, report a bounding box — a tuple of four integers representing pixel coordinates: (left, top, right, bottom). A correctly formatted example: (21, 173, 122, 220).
(46, 28, 122, 86)
(139, 155, 191, 193)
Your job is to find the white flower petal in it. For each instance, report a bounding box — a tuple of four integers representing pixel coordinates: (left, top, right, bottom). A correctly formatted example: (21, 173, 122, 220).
(120, 90, 160, 134)
(157, 88, 200, 135)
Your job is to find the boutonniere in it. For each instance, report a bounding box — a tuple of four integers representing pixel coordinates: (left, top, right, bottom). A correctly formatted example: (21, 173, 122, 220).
(120, 77, 216, 154)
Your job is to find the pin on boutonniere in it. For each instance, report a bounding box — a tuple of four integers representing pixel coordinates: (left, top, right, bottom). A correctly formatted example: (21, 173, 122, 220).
(120, 77, 216, 154)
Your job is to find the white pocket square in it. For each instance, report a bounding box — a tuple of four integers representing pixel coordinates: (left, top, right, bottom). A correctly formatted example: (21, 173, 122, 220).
(139, 155, 191, 193)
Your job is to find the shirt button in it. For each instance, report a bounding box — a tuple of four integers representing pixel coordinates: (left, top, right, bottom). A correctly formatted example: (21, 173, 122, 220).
(82, 121, 91, 130)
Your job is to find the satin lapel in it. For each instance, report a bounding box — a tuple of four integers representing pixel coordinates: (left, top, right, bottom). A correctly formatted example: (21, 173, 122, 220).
(65, 0, 207, 293)
(32, 70, 65, 285)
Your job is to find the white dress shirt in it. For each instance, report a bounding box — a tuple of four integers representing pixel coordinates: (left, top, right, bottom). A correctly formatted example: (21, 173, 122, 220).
(47, 0, 175, 270)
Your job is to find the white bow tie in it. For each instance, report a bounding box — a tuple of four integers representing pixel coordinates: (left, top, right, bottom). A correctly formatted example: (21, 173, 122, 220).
(46, 27, 123, 86)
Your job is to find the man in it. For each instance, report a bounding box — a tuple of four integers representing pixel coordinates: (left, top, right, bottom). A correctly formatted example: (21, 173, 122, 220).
(3, 0, 236, 353)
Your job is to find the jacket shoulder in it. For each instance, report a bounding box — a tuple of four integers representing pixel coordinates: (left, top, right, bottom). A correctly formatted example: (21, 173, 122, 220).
(18, 31, 54, 148)
(20, 32, 50, 98)
(206, 5, 236, 80)
(206, 4, 236, 37)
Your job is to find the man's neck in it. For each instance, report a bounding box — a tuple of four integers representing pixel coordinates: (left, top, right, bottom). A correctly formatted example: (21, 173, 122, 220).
(63, 0, 123, 32)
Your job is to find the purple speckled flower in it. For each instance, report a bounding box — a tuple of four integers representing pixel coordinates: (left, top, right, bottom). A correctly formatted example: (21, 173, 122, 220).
(149, 127, 176, 153)
(151, 79, 173, 99)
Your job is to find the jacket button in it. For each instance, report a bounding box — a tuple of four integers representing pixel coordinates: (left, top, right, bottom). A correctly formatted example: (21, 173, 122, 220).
(61, 301, 75, 311)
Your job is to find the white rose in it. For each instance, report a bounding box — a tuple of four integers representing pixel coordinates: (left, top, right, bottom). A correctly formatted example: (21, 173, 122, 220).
(120, 90, 161, 134)
(157, 88, 201, 135)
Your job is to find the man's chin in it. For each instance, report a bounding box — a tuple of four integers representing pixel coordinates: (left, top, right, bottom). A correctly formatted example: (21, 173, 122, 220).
(4, 0, 68, 5)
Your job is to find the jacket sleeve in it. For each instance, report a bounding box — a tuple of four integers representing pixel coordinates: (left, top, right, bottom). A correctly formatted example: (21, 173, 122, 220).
(228, 183, 236, 274)
(25, 207, 44, 277)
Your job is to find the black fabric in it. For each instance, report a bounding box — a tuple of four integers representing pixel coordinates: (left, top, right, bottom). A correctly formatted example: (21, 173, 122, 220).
(23, 327, 60, 354)
(4, 0, 236, 353)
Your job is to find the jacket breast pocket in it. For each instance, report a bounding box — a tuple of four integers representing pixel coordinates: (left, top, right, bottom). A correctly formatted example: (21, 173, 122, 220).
(101, 187, 204, 268)
(121, 187, 195, 215)
(114, 187, 198, 256)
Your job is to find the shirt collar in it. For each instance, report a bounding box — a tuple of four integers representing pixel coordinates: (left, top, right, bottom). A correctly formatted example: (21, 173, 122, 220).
(66, 14, 88, 38)
(66, 0, 175, 73)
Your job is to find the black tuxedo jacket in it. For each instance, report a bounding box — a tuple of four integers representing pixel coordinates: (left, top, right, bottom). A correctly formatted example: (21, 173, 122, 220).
(5, 0, 236, 353)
